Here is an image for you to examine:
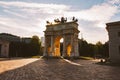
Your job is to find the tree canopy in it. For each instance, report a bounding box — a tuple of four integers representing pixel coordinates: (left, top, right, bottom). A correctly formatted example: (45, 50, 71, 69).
(78, 39, 109, 58)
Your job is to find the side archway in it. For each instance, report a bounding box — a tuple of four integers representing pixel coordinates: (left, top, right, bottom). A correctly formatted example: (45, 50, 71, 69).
(67, 44, 72, 56)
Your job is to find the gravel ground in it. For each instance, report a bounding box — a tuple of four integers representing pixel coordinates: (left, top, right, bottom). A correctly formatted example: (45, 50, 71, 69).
(0, 58, 120, 80)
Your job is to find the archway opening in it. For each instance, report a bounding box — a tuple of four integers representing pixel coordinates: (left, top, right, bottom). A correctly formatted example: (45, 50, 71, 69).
(67, 44, 71, 56)
(60, 38, 63, 56)
(54, 37, 64, 56)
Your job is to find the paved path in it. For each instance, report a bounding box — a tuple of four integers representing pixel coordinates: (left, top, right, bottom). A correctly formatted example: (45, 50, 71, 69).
(0, 58, 120, 80)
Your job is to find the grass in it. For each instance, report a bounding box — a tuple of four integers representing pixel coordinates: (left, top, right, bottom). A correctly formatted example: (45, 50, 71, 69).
(31, 56, 42, 58)
(79, 56, 94, 60)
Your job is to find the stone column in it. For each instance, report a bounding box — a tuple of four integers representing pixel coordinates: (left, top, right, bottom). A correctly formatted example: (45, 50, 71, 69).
(43, 36, 47, 56)
(50, 36, 54, 56)
(62, 35, 66, 57)
(70, 34, 75, 57)
(74, 34, 79, 57)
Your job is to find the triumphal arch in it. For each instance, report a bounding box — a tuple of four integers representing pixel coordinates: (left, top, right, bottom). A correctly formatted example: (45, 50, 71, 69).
(44, 17, 80, 57)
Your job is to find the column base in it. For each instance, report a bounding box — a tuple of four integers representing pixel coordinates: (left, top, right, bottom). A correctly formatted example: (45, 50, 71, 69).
(70, 53, 79, 57)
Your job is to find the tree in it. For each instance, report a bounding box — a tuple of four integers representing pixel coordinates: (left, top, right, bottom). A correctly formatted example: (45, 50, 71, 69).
(95, 41, 103, 58)
(78, 39, 95, 57)
(31, 35, 40, 44)
(102, 41, 109, 58)
(78, 38, 109, 59)
(30, 35, 41, 56)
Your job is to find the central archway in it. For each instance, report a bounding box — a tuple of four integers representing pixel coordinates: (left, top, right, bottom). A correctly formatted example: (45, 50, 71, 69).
(54, 36, 63, 56)
(54, 37, 72, 57)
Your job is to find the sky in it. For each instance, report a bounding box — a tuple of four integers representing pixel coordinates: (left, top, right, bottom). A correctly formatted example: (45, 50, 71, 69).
(0, 0, 120, 44)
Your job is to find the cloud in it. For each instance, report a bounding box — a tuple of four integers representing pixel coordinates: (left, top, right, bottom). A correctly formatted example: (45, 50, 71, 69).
(0, 1, 69, 9)
(0, 1, 69, 15)
(78, 20, 108, 43)
(65, 3, 118, 27)
(0, 18, 44, 38)
(0, 1, 69, 26)
(0, 1, 119, 43)
(0, 1, 69, 37)
(3, 9, 27, 18)
(106, 0, 120, 11)
(64, 2, 119, 43)
(107, 0, 120, 5)
(0, 1, 69, 21)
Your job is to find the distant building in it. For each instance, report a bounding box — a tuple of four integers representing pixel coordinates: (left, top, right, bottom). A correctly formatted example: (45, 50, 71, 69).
(41, 37, 45, 47)
(0, 33, 20, 42)
(21, 38, 31, 44)
(0, 39, 9, 57)
(106, 21, 120, 63)
(0, 33, 21, 57)
(0, 33, 33, 57)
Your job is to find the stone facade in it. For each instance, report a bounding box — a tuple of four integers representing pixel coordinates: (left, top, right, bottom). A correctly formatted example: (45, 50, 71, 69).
(44, 17, 80, 57)
(0, 39, 9, 57)
(106, 21, 120, 63)
(0, 33, 34, 57)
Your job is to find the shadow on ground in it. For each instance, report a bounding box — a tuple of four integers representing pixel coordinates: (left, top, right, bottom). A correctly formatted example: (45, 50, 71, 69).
(0, 58, 120, 80)
(0, 59, 82, 80)
(96, 62, 120, 67)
